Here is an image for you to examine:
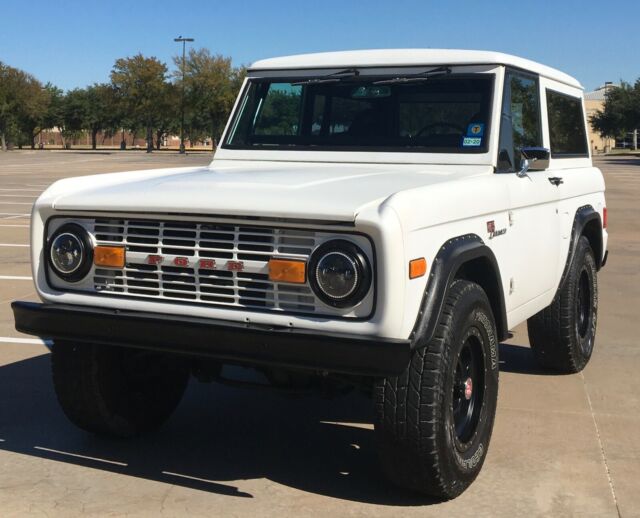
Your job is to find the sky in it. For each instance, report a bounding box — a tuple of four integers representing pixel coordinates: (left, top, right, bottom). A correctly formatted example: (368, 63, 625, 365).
(0, 0, 638, 92)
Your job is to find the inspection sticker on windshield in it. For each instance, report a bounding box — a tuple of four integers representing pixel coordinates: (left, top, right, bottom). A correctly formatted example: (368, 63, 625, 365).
(462, 137, 482, 147)
(467, 123, 485, 137)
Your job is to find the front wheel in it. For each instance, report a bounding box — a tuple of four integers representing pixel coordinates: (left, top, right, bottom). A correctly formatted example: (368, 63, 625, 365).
(52, 342, 190, 438)
(374, 280, 499, 499)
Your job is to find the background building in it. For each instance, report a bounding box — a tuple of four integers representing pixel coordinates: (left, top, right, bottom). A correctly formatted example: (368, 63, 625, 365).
(584, 84, 617, 154)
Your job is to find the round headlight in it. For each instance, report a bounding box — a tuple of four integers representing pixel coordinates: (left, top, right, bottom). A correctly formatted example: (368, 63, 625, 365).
(48, 223, 93, 282)
(309, 240, 371, 308)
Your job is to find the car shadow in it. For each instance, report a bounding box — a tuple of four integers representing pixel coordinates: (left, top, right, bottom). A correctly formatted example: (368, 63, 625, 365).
(0, 353, 436, 506)
(499, 342, 564, 375)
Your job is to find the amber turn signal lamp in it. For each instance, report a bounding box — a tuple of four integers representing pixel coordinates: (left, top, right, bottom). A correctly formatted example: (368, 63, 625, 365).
(94, 246, 125, 268)
(268, 259, 306, 284)
(603, 207, 608, 229)
(409, 258, 427, 279)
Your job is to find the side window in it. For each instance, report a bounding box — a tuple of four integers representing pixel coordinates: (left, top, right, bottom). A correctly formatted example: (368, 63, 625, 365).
(546, 90, 588, 157)
(498, 71, 542, 172)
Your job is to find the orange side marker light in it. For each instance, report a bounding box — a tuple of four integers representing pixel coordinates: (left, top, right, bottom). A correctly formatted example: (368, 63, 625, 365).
(409, 258, 427, 279)
(94, 246, 125, 268)
(268, 259, 306, 284)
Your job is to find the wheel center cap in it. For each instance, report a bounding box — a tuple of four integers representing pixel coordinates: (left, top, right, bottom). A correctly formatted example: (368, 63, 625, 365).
(464, 377, 473, 400)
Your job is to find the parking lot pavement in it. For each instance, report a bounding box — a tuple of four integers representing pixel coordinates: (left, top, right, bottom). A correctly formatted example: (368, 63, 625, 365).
(0, 150, 638, 517)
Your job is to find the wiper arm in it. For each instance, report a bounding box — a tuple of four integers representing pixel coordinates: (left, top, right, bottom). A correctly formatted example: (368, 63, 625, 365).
(373, 66, 452, 85)
(291, 68, 360, 86)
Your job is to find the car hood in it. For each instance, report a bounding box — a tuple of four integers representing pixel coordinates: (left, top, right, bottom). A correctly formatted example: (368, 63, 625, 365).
(50, 160, 492, 222)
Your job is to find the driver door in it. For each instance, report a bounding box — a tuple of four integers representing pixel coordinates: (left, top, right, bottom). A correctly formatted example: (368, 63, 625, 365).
(499, 69, 562, 312)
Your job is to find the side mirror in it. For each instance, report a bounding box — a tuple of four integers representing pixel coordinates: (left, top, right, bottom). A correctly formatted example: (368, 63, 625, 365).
(521, 147, 550, 171)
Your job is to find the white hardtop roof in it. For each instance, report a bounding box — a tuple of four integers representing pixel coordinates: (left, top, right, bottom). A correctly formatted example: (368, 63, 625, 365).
(250, 49, 582, 89)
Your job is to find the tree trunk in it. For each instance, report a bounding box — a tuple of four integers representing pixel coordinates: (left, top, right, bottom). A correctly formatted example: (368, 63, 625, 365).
(91, 128, 98, 150)
(155, 129, 162, 150)
(1, 132, 6, 151)
(30, 133, 36, 150)
(146, 126, 153, 153)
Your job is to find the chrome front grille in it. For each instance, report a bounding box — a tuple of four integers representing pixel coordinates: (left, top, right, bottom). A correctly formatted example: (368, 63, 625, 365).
(54, 217, 373, 317)
(91, 218, 318, 312)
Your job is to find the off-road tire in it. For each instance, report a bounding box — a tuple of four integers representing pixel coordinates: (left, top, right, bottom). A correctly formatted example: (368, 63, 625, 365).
(527, 236, 598, 373)
(374, 280, 499, 499)
(52, 341, 190, 438)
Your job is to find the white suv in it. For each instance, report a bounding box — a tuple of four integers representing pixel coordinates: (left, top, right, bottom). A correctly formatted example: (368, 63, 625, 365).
(13, 49, 608, 499)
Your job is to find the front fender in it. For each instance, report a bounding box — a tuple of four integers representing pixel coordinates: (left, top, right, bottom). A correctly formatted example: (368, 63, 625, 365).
(410, 234, 509, 348)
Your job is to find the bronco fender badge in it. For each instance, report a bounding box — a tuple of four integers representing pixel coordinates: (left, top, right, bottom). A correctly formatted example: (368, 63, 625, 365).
(486, 220, 507, 239)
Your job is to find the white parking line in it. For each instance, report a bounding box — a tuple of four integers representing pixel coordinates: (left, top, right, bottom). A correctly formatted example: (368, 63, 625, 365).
(0, 243, 29, 247)
(0, 189, 42, 192)
(0, 214, 30, 220)
(0, 275, 32, 280)
(0, 337, 48, 346)
(33, 446, 128, 467)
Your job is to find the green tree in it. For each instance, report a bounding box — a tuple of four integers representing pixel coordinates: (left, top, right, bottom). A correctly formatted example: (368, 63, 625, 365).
(153, 82, 180, 149)
(111, 54, 169, 152)
(0, 62, 49, 150)
(84, 83, 120, 149)
(176, 48, 246, 149)
(42, 83, 65, 139)
(0, 61, 18, 150)
(61, 88, 88, 148)
(16, 80, 50, 149)
(591, 81, 640, 139)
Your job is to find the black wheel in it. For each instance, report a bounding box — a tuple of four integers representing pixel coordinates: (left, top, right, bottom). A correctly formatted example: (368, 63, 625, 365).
(52, 342, 190, 438)
(374, 280, 499, 499)
(527, 236, 598, 373)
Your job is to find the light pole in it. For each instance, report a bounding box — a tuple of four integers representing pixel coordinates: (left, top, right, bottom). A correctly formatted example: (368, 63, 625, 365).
(174, 36, 194, 154)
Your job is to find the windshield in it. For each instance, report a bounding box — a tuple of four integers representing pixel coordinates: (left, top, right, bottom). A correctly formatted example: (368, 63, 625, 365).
(224, 73, 494, 153)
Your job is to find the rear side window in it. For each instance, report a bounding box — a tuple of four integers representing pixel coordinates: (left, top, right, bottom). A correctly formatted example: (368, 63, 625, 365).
(546, 90, 588, 157)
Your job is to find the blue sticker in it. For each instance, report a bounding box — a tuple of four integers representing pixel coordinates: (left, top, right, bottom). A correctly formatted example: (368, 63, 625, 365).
(462, 137, 482, 147)
(466, 123, 485, 137)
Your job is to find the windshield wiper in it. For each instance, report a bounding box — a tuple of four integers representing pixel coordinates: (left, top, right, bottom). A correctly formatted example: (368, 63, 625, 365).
(372, 66, 452, 85)
(291, 68, 360, 86)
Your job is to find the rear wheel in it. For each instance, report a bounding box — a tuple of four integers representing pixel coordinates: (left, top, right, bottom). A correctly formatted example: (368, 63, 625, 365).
(52, 342, 190, 438)
(374, 280, 499, 499)
(528, 236, 598, 373)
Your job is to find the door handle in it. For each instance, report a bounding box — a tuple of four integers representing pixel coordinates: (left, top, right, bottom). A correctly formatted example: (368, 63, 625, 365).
(548, 176, 564, 186)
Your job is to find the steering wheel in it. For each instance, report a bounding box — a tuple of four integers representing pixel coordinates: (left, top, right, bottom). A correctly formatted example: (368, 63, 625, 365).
(414, 122, 464, 138)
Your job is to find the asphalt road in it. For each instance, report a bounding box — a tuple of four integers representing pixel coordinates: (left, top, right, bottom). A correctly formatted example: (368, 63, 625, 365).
(0, 151, 638, 517)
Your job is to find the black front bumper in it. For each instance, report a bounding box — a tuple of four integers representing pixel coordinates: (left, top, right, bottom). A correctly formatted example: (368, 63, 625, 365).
(11, 301, 411, 377)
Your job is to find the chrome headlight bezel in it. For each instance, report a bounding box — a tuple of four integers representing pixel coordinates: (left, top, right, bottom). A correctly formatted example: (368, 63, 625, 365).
(308, 239, 371, 308)
(47, 223, 93, 282)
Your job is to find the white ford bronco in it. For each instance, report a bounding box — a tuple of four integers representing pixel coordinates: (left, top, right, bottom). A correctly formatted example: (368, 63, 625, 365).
(13, 49, 608, 499)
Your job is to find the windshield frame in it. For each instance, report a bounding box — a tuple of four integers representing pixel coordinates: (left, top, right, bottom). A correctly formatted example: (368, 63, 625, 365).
(222, 68, 496, 155)
(215, 65, 502, 166)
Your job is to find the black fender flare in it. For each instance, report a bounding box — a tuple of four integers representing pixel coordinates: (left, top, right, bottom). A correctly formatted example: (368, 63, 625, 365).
(409, 234, 509, 349)
(555, 205, 603, 298)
